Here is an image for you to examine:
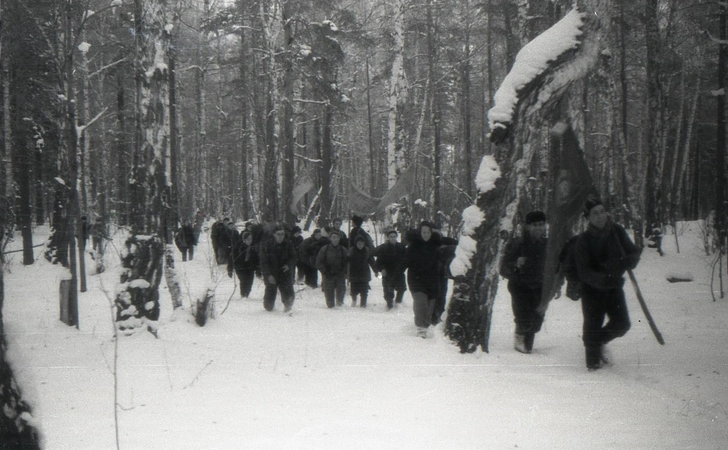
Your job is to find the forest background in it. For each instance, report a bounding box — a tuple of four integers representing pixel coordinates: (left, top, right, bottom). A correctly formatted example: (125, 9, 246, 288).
(0, 0, 725, 239)
(1, 0, 728, 445)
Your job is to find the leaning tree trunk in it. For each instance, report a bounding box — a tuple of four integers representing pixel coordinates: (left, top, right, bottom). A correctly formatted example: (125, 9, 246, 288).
(445, 2, 609, 353)
(116, 0, 169, 335)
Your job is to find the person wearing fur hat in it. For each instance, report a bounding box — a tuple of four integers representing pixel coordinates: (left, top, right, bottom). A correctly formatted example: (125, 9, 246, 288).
(397, 221, 443, 338)
(499, 210, 548, 353)
(348, 235, 375, 307)
(574, 198, 641, 371)
(373, 229, 407, 309)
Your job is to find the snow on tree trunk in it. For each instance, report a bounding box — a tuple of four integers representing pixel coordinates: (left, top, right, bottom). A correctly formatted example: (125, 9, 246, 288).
(118, 0, 169, 335)
(165, 243, 183, 309)
(445, 3, 608, 353)
(116, 235, 164, 335)
(386, 0, 407, 189)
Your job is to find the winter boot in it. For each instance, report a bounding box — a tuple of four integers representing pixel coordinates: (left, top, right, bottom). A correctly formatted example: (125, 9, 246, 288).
(351, 296, 357, 307)
(417, 327, 428, 339)
(585, 346, 602, 371)
(524, 332, 535, 353)
(514, 333, 529, 353)
(360, 295, 367, 308)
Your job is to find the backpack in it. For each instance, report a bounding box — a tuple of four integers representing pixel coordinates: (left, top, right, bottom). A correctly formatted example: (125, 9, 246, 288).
(558, 236, 581, 300)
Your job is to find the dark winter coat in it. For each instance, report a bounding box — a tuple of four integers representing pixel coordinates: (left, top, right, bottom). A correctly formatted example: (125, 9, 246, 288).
(229, 239, 260, 272)
(260, 237, 297, 283)
(373, 241, 406, 275)
(349, 226, 374, 249)
(398, 233, 443, 299)
(348, 245, 374, 283)
(291, 234, 304, 262)
(499, 233, 548, 289)
(316, 243, 348, 277)
(302, 236, 329, 267)
(175, 224, 197, 250)
(574, 221, 641, 291)
(210, 221, 226, 247)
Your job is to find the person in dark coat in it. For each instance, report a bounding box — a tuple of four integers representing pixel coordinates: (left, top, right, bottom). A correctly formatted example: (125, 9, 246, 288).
(259, 226, 297, 312)
(316, 231, 348, 308)
(331, 217, 349, 248)
(349, 215, 374, 249)
(398, 221, 443, 338)
(300, 229, 329, 288)
(216, 220, 239, 266)
(348, 236, 374, 307)
(175, 220, 198, 261)
(574, 198, 641, 371)
(228, 231, 260, 298)
(373, 229, 407, 309)
(90, 217, 107, 252)
(210, 218, 230, 264)
(433, 231, 458, 325)
(290, 226, 305, 285)
(499, 211, 548, 354)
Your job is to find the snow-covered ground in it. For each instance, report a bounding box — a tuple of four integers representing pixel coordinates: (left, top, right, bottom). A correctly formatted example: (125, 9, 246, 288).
(4, 221, 727, 449)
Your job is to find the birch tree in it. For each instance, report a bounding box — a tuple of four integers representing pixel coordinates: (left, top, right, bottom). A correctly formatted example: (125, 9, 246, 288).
(115, 0, 170, 335)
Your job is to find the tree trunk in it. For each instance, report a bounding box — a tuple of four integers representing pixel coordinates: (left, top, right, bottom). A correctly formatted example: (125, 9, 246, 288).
(644, 0, 663, 230)
(118, 0, 169, 335)
(280, 2, 296, 224)
(446, 3, 609, 352)
(717, 1, 727, 264)
(386, 0, 406, 189)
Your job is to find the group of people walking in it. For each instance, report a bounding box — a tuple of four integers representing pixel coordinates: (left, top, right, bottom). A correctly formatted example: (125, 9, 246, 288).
(500, 198, 641, 371)
(182, 196, 641, 370)
(189, 215, 456, 337)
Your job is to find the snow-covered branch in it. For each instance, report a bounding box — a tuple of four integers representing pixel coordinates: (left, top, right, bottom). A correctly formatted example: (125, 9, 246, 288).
(487, 8, 588, 142)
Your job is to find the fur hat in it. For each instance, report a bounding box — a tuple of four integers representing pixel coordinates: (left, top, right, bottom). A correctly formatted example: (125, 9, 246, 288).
(386, 229, 398, 237)
(291, 226, 302, 234)
(583, 197, 604, 216)
(525, 210, 547, 225)
(351, 215, 364, 226)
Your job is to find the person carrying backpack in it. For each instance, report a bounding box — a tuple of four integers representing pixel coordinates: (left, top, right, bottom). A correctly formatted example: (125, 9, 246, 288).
(574, 198, 641, 371)
(499, 211, 548, 354)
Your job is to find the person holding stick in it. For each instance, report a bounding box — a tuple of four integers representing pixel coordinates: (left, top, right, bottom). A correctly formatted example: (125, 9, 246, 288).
(574, 198, 641, 371)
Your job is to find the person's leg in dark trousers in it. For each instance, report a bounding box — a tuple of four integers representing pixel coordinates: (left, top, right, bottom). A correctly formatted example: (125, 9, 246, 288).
(237, 268, 255, 298)
(188, 245, 194, 260)
(580, 285, 608, 368)
(382, 276, 395, 308)
(334, 275, 346, 306)
(180, 247, 188, 262)
(509, 281, 544, 352)
(263, 280, 278, 311)
(602, 288, 631, 343)
(278, 281, 295, 311)
(322, 276, 336, 308)
(304, 264, 319, 288)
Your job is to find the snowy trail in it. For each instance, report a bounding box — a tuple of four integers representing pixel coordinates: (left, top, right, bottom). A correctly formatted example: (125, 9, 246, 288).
(4, 224, 728, 449)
